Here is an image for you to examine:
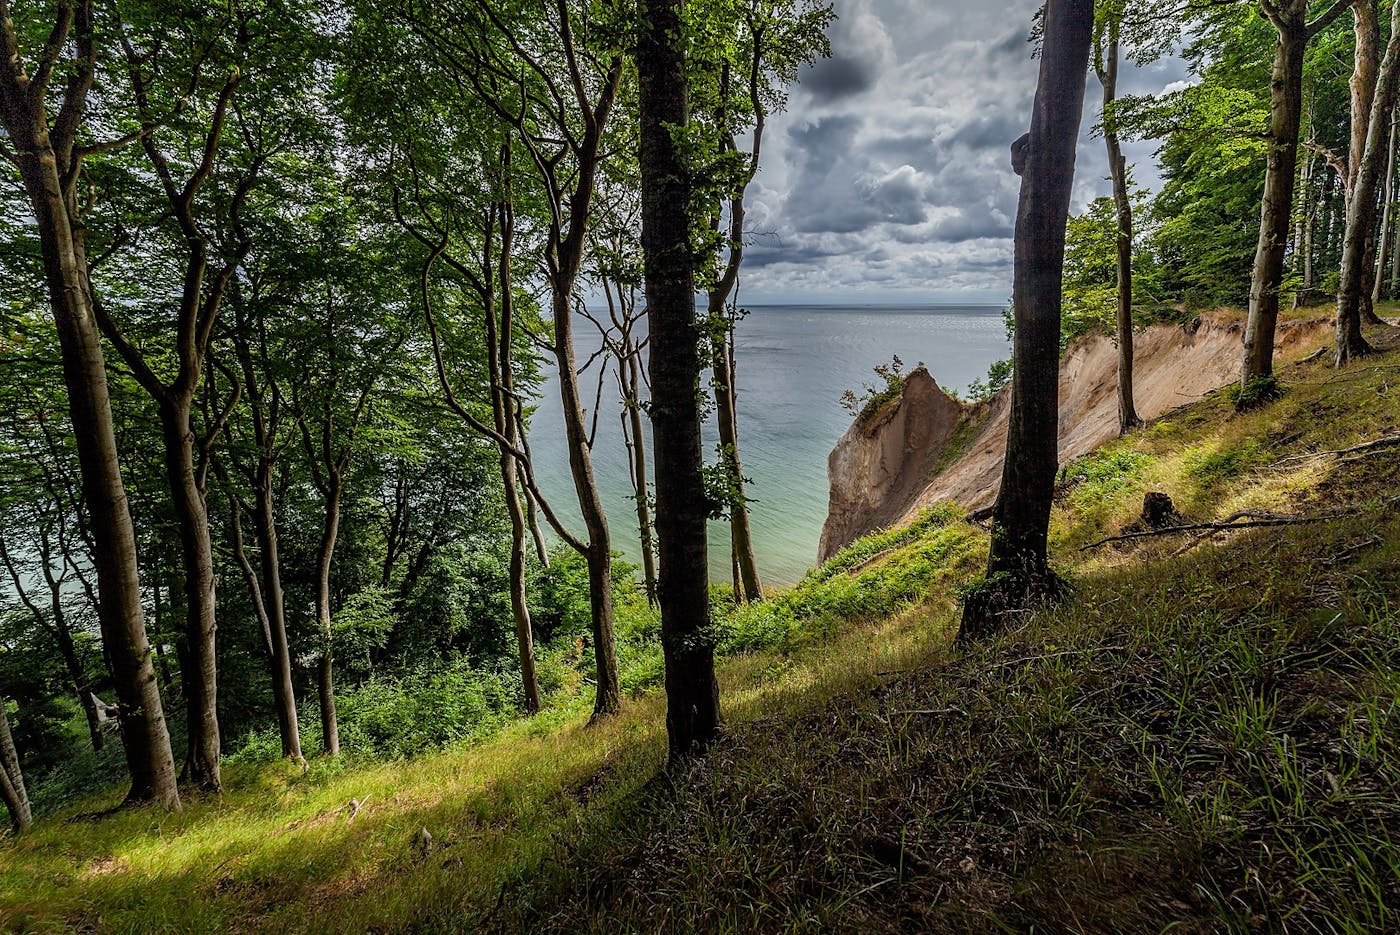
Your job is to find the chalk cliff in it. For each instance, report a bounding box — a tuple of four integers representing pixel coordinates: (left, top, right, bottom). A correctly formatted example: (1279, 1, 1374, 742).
(818, 313, 1332, 562)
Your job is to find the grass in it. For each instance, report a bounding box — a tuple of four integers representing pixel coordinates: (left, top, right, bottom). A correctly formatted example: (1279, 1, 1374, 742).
(4, 320, 1400, 932)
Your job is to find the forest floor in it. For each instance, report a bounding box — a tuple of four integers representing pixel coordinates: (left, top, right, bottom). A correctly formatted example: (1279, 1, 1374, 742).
(4, 317, 1400, 933)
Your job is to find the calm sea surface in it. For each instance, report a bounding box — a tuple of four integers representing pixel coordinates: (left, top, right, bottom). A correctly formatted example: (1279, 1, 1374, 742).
(528, 305, 1011, 586)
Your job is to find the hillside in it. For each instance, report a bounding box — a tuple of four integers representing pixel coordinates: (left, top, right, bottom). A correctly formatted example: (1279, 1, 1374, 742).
(821, 310, 1334, 560)
(2, 318, 1399, 932)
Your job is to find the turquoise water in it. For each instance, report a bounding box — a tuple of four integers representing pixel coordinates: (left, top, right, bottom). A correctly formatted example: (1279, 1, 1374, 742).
(528, 304, 1011, 585)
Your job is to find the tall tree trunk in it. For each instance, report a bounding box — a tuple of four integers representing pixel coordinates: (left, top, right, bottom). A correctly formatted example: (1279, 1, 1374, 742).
(708, 319, 763, 600)
(159, 397, 221, 793)
(1243, 0, 1353, 391)
(640, 0, 721, 761)
(315, 473, 342, 756)
(0, 702, 31, 831)
(1375, 113, 1398, 305)
(959, 0, 1094, 641)
(0, 17, 180, 809)
(1243, 22, 1308, 390)
(1097, 22, 1139, 434)
(253, 465, 303, 762)
(492, 200, 541, 715)
(1336, 0, 1400, 363)
(623, 353, 659, 606)
(551, 292, 622, 718)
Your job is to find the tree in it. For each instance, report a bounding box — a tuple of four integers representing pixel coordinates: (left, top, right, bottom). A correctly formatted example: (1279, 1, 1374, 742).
(640, 0, 722, 760)
(960, 0, 1095, 641)
(91, 11, 261, 794)
(0, 699, 30, 831)
(1334, 0, 1400, 363)
(211, 287, 305, 764)
(400, 0, 627, 719)
(1240, 0, 1352, 396)
(0, 0, 179, 810)
(1093, 0, 1140, 432)
(693, 0, 830, 602)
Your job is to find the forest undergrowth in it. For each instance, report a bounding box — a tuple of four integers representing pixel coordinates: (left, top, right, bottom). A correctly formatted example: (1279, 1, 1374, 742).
(3, 318, 1400, 932)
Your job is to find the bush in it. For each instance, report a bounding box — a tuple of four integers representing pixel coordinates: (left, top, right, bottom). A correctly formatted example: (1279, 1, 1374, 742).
(332, 656, 515, 759)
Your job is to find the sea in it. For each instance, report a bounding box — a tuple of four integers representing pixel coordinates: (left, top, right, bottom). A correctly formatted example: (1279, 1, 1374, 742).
(527, 304, 1012, 586)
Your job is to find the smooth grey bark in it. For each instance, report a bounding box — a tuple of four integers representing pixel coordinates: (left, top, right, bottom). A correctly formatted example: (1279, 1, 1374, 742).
(0, 702, 30, 831)
(1336, 0, 1400, 363)
(1095, 20, 1139, 434)
(1242, 0, 1353, 392)
(0, 0, 180, 810)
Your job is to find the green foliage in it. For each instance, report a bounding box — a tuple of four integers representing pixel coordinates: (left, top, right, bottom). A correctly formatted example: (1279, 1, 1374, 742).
(1227, 373, 1284, 410)
(1063, 448, 1153, 501)
(332, 658, 516, 759)
(719, 504, 977, 654)
(965, 358, 1012, 402)
(1182, 439, 1266, 488)
(839, 354, 913, 422)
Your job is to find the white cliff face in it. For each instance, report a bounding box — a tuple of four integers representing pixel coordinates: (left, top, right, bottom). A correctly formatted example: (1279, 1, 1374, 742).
(819, 314, 1334, 561)
(819, 366, 971, 563)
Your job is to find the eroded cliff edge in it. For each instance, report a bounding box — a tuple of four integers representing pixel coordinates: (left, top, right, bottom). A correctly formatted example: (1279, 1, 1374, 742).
(818, 313, 1332, 562)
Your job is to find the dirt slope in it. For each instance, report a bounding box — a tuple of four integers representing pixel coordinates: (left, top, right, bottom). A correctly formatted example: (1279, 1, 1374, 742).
(819, 313, 1332, 561)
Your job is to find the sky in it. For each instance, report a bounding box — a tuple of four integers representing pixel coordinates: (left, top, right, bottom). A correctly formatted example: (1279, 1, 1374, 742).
(739, 0, 1191, 305)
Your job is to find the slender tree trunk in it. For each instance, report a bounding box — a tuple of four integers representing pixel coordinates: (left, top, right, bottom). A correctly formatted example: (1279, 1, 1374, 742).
(1337, 1, 1400, 363)
(640, 0, 721, 761)
(707, 318, 763, 600)
(1299, 148, 1318, 304)
(315, 473, 342, 756)
(159, 397, 221, 793)
(0, 702, 30, 831)
(1243, 22, 1308, 391)
(1376, 113, 1398, 305)
(253, 465, 303, 762)
(959, 0, 1094, 640)
(551, 292, 622, 718)
(623, 353, 659, 606)
(493, 201, 541, 715)
(1097, 24, 1139, 433)
(50, 590, 103, 753)
(0, 63, 180, 810)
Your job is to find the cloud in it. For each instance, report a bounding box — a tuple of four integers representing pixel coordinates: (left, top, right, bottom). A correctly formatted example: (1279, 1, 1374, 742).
(739, 0, 1186, 302)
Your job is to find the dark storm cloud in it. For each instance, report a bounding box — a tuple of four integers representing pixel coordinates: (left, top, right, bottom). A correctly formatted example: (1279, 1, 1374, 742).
(801, 55, 877, 101)
(738, 0, 1187, 300)
(945, 113, 1027, 152)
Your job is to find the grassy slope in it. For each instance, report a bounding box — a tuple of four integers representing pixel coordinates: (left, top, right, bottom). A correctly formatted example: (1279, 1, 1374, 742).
(3, 320, 1400, 933)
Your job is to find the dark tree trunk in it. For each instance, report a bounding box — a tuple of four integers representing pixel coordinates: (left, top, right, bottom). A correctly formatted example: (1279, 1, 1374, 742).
(640, 0, 721, 761)
(959, 0, 1094, 641)
(0, 8, 180, 810)
(0, 702, 31, 831)
(159, 397, 221, 793)
(1096, 23, 1139, 434)
(1337, 1, 1400, 363)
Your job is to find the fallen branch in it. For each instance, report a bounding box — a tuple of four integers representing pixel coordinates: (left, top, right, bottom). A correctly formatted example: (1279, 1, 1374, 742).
(1277, 432, 1400, 464)
(1080, 511, 1352, 551)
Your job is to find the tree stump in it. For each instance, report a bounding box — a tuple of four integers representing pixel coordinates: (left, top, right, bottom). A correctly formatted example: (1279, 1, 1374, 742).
(1140, 492, 1179, 529)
